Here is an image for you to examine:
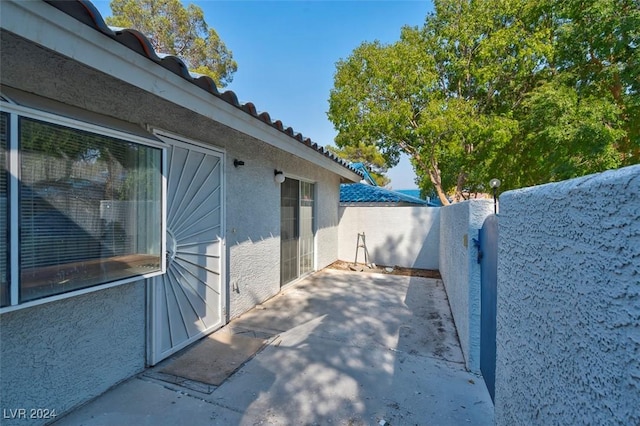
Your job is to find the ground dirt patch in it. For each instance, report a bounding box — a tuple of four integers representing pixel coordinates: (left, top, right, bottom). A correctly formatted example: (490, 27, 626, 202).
(327, 260, 441, 279)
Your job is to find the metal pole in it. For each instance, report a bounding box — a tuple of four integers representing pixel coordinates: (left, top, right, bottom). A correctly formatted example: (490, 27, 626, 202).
(489, 178, 500, 215)
(493, 187, 497, 214)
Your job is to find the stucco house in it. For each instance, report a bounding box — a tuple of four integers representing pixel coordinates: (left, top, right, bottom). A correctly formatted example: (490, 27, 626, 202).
(0, 0, 363, 418)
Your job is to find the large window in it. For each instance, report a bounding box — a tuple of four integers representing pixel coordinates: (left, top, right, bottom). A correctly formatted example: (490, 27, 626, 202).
(1, 107, 163, 308)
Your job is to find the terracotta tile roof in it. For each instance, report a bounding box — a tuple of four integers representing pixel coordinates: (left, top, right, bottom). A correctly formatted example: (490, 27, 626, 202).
(43, 0, 361, 176)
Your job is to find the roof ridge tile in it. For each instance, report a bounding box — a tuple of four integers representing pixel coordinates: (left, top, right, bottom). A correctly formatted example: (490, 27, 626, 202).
(192, 75, 220, 95)
(220, 90, 240, 106)
(258, 111, 271, 123)
(115, 29, 160, 61)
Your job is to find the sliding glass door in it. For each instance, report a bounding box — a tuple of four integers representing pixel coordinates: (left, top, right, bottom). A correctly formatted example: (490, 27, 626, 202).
(280, 178, 315, 285)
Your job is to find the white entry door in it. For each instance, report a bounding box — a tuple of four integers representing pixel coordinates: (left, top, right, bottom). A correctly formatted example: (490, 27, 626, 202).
(147, 134, 225, 365)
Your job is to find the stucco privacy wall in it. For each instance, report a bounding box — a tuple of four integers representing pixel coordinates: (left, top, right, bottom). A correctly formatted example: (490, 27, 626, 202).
(0, 283, 145, 426)
(337, 206, 440, 270)
(495, 165, 640, 426)
(439, 199, 493, 372)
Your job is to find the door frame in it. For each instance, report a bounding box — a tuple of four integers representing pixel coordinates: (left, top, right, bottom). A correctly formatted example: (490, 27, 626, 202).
(145, 129, 226, 366)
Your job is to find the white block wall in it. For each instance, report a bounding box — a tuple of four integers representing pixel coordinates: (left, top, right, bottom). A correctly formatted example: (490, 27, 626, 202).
(338, 206, 440, 270)
(495, 165, 640, 425)
(439, 199, 494, 373)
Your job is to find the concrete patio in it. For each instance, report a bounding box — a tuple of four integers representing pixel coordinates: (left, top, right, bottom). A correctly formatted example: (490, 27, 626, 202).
(54, 269, 494, 425)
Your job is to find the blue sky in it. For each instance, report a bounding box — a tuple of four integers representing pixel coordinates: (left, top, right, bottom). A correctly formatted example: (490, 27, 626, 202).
(92, 1, 434, 189)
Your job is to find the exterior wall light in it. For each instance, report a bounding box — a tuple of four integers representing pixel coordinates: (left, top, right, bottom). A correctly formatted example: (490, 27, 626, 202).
(274, 170, 285, 184)
(233, 159, 245, 168)
(489, 178, 501, 214)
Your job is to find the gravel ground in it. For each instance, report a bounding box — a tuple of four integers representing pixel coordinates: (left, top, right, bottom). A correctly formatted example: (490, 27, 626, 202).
(327, 260, 441, 279)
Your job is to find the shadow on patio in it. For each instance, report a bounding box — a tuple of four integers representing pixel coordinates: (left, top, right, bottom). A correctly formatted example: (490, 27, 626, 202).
(55, 268, 494, 426)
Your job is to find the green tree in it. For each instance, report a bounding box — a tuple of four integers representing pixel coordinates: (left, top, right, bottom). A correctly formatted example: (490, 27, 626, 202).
(328, 0, 543, 204)
(503, 0, 638, 188)
(107, 0, 237, 87)
(553, 0, 639, 165)
(510, 79, 625, 187)
(327, 143, 390, 187)
(328, 0, 638, 204)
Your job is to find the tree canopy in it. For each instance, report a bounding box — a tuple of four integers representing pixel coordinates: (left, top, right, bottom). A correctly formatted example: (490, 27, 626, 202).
(107, 0, 237, 88)
(327, 143, 390, 186)
(328, 0, 639, 204)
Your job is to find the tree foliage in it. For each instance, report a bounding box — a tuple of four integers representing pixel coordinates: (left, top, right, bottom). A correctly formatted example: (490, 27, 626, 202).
(328, 0, 639, 204)
(107, 0, 237, 88)
(327, 143, 390, 186)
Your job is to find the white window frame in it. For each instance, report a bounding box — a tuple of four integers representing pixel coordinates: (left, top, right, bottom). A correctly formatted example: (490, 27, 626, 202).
(0, 101, 167, 313)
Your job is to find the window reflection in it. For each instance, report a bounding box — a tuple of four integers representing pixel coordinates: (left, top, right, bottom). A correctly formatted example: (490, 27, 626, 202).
(18, 117, 162, 302)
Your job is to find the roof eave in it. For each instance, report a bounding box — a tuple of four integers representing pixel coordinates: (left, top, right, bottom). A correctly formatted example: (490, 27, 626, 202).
(0, 0, 362, 182)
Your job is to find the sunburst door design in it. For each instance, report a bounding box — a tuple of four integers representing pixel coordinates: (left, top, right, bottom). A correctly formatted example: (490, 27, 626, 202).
(148, 137, 224, 365)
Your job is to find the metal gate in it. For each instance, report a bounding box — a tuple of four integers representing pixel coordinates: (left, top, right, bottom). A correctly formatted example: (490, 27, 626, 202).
(479, 214, 498, 402)
(147, 134, 225, 365)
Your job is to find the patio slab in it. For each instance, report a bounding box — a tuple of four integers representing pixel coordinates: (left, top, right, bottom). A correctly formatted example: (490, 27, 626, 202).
(159, 332, 268, 386)
(54, 269, 494, 425)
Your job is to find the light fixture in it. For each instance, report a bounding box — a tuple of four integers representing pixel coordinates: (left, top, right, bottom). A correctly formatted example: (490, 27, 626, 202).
(274, 169, 285, 184)
(233, 159, 245, 168)
(489, 178, 501, 214)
